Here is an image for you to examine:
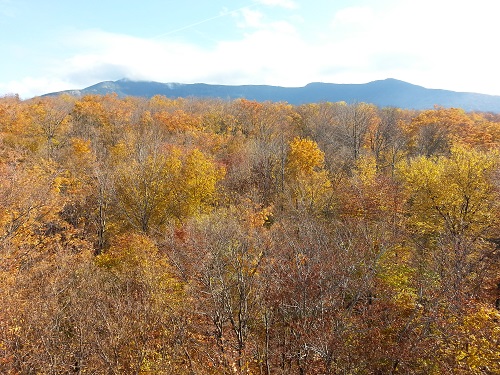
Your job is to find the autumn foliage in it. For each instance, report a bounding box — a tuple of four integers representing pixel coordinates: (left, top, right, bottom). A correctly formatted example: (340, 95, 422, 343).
(1, 94, 499, 374)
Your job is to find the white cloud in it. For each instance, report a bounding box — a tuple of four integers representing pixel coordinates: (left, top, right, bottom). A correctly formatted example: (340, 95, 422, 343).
(59, 30, 205, 84)
(238, 8, 264, 28)
(5, 0, 500, 98)
(253, 0, 299, 9)
(23, 9, 310, 96)
(324, 0, 500, 94)
(0, 77, 72, 99)
(331, 6, 373, 26)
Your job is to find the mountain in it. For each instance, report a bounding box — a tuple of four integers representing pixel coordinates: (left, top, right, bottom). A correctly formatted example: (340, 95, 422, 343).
(44, 78, 500, 112)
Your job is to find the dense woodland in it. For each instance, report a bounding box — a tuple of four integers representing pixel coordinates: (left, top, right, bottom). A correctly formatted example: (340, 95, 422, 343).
(0, 93, 499, 374)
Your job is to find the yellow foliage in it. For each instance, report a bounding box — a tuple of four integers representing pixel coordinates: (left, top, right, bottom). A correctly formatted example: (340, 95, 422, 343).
(71, 137, 92, 155)
(52, 171, 73, 194)
(95, 232, 158, 270)
(114, 146, 224, 232)
(148, 94, 178, 111)
(377, 244, 418, 308)
(177, 148, 226, 219)
(249, 205, 274, 228)
(153, 109, 202, 133)
(438, 306, 500, 374)
(285, 137, 332, 210)
(110, 141, 130, 163)
(354, 153, 377, 184)
(72, 95, 109, 127)
(114, 150, 181, 232)
(95, 231, 186, 338)
(286, 136, 325, 178)
(397, 144, 498, 238)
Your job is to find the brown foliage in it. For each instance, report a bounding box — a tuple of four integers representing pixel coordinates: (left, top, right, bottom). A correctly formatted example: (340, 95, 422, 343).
(1, 94, 499, 374)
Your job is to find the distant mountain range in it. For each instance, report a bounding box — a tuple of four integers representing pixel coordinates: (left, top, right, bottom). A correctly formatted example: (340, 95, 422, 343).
(44, 78, 500, 112)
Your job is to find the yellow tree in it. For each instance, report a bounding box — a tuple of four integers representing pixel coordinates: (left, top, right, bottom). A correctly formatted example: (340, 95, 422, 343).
(27, 98, 72, 161)
(404, 107, 473, 156)
(397, 145, 499, 306)
(114, 147, 181, 234)
(114, 142, 225, 233)
(458, 112, 500, 149)
(71, 95, 110, 140)
(153, 109, 202, 134)
(438, 305, 500, 374)
(397, 145, 498, 241)
(0, 94, 30, 148)
(169, 148, 225, 221)
(285, 137, 332, 211)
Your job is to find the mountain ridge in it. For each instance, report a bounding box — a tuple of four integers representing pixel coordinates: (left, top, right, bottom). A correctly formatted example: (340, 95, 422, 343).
(43, 78, 500, 112)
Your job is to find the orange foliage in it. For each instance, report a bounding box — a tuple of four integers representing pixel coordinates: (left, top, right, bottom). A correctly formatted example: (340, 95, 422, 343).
(1, 94, 499, 374)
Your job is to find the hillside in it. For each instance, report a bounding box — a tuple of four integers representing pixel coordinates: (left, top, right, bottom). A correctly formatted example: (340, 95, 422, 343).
(44, 78, 500, 112)
(2, 93, 500, 373)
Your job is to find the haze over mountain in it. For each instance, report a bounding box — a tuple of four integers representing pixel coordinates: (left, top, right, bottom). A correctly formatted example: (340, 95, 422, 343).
(44, 78, 500, 112)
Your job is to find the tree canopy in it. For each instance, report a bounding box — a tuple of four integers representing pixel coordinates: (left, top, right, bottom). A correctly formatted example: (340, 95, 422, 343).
(1, 94, 499, 374)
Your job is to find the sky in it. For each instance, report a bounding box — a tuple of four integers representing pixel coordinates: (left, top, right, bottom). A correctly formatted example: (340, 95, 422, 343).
(1, 0, 500, 99)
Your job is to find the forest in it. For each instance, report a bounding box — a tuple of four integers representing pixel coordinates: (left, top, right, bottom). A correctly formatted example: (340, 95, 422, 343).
(0, 93, 499, 374)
